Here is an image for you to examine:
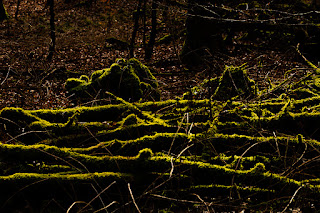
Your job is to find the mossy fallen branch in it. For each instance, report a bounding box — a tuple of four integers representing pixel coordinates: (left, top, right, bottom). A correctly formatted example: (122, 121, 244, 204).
(3, 75, 320, 211)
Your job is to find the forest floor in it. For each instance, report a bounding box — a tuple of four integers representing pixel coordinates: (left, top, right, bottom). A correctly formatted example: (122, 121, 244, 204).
(0, 0, 312, 110)
(2, 1, 320, 212)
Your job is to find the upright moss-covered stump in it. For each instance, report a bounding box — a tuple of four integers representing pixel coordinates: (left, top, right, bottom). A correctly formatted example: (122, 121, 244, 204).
(65, 58, 160, 102)
(213, 65, 256, 100)
(183, 65, 256, 101)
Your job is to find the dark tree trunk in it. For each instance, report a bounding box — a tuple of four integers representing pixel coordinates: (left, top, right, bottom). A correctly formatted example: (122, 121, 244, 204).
(180, 0, 223, 65)
(181, 0, 320, 65)
(162, 0, 168, 21)
(130, 0, 143, 58)
(0, 0, 9, 21)
(142, 0, 147, 50)
(15, 0, 21, 19)
(47, 0, 56, 61)
(145, 0, 158, 60)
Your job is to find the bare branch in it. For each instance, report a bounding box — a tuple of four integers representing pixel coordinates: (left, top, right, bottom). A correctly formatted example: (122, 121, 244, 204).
(128, 183, 141, 213)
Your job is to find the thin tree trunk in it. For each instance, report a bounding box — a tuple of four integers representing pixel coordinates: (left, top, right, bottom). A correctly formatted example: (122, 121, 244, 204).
(145, 0, 158, 60)
(15, 0, 21, 19)
(130, 0, 143, 58)
(142, 0, 147, 50)
(47, 0, 56, 61)
(162, 0, 168, 21)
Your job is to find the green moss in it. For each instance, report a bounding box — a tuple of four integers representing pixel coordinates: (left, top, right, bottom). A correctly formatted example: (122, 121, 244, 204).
(249, 163, 266, 173)
(156, 34, 173, 44)
(90, 69, 105, 81)
(71, 133, 189, 156)
(64, 78, 87, 91)
(183, 77, 220, 100)
(96, 122, 174, 142)
(288, 88, 318, 99)
(65, 58, 160, 102)
(79, 75, 89, 82)
(32, 104, 129, 123)
(137, 148, 153, 159)
(121, 114, 141, 126)
(191, 183, 274, 193)
(295, 96, 320, 110)
(0, 107, 51, 139)
(0, 101, 171, 145)
(213, 65, 256, 101)
(0, 171, 132, 183)
(104, 92, 167, 125)
(29, 119, 55, 130)
(4, 81, 320, 211)
(128, 58, 159, 88)
(0, 107, 40, 124)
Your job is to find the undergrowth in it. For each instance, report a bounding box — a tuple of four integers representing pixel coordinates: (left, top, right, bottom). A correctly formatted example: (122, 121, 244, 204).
(1, 61, 320, 212)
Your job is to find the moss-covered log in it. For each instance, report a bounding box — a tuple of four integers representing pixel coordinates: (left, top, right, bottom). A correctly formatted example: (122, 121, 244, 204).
(3, 68, 320, 211)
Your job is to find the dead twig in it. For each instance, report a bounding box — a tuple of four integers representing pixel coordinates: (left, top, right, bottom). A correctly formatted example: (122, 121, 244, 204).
(83, 126, 113, 156)
(281, 185, 305, 213)
(67, 156, 107, 211)
(230, 141, 264, 200)
(170, 143, 194, 178)
(281, 142, 307, 176)
(2, 179, 49, 210)
(93, 201, 118, 213)
(273, 131, 281, 158)
(192, 193, 211, 212)
(79, 181, 117, 213)
(5, 130, 47, 144)
(1, 67, 11, 86)
(150, 193, 205, 204)
(177, 143, 194, 158)
(169, 156, 174, 178)
(168, 113, 186, 154)
(128, 183, 141, 213)
(67, 201, 87, 213)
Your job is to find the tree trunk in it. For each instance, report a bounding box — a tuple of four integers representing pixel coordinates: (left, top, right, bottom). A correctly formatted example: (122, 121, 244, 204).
(130, 0, 143, 58)
(15, 0, 21, 19)
(0, 0, 9, 21)
(180, 0, 223, 65)
(180, 0, 320, 65)
(142, 0, 147, 50)
(145, 0, 158, 60)
(47, 0, 56, 61)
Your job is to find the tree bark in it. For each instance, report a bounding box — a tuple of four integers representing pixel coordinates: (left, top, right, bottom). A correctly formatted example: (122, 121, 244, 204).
(145, 0, 158, 60)
(15, 0, 21, 19)
(180, 0, 223, 65)
(181, 0, 320, 65)
(142, 0, 147, 50)
(130, 0, 143, 58)
(47, 0, 56, 61)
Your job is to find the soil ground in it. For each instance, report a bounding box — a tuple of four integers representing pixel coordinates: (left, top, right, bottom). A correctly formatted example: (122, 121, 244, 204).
(0, 0, 311, 110)
(1, 1, 320, 212)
